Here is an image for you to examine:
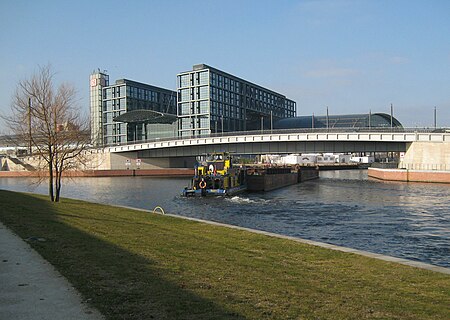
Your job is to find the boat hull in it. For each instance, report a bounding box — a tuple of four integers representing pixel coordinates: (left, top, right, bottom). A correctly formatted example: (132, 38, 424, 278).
(182, 185, 247, 197)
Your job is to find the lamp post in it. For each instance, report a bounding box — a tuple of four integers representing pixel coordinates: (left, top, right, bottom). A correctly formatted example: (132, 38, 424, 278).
(270, 110, 273, 133)
(434, 106, 437, 129)
(261, 115, 264, 134)
(390, 103, 393, 129)
(28, 97, 32, 155)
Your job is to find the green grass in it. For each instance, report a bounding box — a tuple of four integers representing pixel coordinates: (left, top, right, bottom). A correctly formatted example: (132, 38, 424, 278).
(0, 190, 449, 319)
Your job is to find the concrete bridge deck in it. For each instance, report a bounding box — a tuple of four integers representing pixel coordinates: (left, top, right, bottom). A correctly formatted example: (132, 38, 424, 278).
(107, 129, 450, 157)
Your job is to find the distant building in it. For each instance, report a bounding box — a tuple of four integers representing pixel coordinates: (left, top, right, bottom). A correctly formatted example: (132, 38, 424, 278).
(177, 64, 296, 137)
(89, 70, 177, 146)
(274, 113, 403, 129)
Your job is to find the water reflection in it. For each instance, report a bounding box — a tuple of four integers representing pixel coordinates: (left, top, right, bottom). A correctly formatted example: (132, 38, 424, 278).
(1, 170, 449, 267)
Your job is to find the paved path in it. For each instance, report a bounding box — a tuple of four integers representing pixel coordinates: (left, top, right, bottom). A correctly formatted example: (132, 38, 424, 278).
(0, 222, 104, 320)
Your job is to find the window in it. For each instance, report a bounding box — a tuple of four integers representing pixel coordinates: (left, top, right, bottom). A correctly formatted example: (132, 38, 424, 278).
(180, 89, 190, 102)
(211, 101, 218, 115)
(199, 100, 209, 114)
(181, 118, 192, 129)
(199, 116, 209, 128)
(199, 86, 209, 99)
(105, 88, 112, 99)
(119, 86, 126, 97)
(199, 71, 209, 85)
(180, 103, 191, 115)
(106, 100, 113, 111)
(180, 74, 191, 87)
(211, 73, 217, 86)
(113, 99, 120, 110)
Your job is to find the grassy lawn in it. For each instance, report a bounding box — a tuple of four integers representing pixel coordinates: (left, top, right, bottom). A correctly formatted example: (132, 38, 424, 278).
(0, 190, 449, 319)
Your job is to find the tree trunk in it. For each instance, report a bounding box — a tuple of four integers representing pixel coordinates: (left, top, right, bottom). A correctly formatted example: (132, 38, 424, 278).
(48, 153, 54, 202)
(55, 162, 63, 203)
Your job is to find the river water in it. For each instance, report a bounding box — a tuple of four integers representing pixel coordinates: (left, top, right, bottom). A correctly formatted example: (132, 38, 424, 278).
(1, 170, 449, 268)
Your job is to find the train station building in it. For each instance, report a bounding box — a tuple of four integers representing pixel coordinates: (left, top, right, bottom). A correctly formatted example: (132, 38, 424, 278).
(90, 66, 403, 147)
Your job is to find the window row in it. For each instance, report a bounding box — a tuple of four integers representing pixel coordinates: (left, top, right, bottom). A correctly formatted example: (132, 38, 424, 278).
(103, 98, 126, 111)
(179, 101, 209, 115)
(209, 118, 244, 132)
(210, 87, 242, 105)
(178, 71, 209, 88)
(104, 135, 125, 145)
(103, 123, 127, 135)
(128, 86, 160, 102)
(179, 86, 209, 102)
(180, 116, 210, 130)
(104, 86, 126, 99)
(210, 102, 244, 119)
(102, 111, 125, 124)
(210, 72, 241, 93)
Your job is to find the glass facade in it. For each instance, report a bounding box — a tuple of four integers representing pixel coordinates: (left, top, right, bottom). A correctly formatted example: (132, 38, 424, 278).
(274, 113, 403, 129)
(177, 64, 296, 137)
(89, 71, 109, 146)
(90, 72, 177, 146)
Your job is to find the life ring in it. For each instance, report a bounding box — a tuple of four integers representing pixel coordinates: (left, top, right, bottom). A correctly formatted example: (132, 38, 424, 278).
(199, 180, 207, 189)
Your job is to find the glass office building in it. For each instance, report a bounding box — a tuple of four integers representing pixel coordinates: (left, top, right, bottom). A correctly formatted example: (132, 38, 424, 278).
(90, 71, 177, 146)
(177, 64, 296, 137)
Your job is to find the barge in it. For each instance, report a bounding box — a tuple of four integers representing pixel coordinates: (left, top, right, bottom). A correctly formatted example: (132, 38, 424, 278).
(246, 165, 319, 192)
(182, 153, 247, 197)
(182, 153, 319, 197)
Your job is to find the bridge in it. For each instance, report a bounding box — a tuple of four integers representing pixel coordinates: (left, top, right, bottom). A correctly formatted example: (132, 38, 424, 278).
(106, 128, 450, 158)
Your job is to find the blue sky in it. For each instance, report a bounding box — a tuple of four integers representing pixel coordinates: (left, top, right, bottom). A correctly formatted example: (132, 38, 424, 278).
(1, 0, 449, 132)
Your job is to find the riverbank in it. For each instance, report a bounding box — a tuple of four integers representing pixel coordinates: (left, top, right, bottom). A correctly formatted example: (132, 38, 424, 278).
(0, 190, 448, 319)
(0, 168, 194, 178)
(368, 167, 450, 183)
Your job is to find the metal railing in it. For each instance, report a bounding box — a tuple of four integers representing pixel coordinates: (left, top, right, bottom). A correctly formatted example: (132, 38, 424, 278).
(399, 163, 450, 171)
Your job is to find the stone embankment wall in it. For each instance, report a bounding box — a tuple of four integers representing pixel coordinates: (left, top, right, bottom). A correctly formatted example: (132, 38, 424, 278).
(368, 168, 450, 184)
(0, 150, 195, 177)
(1, 149, 196, 173)
(369, 141, 450, 183)
(0, 168, 194, 178)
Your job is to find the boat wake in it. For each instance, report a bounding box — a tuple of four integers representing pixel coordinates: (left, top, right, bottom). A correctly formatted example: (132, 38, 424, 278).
(226, 196, 270, 205)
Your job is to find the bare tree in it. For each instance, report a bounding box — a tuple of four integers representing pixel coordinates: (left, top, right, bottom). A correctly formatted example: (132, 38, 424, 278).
(3, 65, 90, 202)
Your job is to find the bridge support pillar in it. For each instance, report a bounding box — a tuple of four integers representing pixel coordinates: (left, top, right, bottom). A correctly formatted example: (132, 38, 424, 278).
(399, 141, 450, 171)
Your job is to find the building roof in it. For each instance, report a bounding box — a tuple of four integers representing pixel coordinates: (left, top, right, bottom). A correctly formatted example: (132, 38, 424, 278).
(178, 64, 295, 102)
(111, 79, 176, 94)
(113, 110, 177, 124)
(274, 113, 403, 129)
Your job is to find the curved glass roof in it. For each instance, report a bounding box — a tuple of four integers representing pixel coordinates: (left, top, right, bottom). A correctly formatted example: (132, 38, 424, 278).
(274, 113, 402, 129)
(113, 110, 177, 124)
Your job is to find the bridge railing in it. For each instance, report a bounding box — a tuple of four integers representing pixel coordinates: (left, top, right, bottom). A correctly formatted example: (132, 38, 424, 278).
(399, 163, 450, 171)
(105, 127, 448, 147)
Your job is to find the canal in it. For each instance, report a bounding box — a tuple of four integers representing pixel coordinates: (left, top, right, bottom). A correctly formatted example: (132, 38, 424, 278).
(1, 170, 449, 268)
